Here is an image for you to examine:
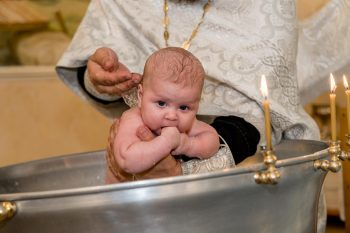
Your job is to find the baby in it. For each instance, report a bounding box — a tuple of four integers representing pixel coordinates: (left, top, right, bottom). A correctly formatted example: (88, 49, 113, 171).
(108, 47, 220, 182)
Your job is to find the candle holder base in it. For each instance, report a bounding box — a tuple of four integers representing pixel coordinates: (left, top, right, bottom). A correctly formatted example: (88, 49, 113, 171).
(314, 140, 342, 173)
(0, 201, 17, 222)
(254, 149, 281, 185)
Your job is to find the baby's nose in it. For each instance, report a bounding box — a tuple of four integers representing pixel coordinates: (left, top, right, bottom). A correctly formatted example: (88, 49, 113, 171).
(165, 109, 178, 121)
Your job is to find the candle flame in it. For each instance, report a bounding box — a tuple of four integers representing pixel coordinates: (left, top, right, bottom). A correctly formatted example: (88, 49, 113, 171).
(260, 75, 268, 98)
(344, 75, 349, 90)
(330, 73, 337, 93)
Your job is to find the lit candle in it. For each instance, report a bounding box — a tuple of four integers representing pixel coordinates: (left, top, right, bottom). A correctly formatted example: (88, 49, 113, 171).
(330, 74, 337, 141)
(343, 75, 350, 134)
(260, 75, 272, 150)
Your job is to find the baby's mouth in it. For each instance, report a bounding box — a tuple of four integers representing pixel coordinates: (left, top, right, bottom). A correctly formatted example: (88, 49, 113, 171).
(154, 128, 162, 136)
(156, 126, 180, 135)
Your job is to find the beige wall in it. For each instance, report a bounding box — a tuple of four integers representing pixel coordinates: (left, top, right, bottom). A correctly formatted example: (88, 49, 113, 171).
(0, 66, 111, 166)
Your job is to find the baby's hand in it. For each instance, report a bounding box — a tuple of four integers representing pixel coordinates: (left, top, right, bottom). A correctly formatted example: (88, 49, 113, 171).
(171, 133, 191, 156)
(160, 127, 181, 150)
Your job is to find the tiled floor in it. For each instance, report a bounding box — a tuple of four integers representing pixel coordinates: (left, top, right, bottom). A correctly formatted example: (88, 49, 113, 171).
(326, 216, 346, 233)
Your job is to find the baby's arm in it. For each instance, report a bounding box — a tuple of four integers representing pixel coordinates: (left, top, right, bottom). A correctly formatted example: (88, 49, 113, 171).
(114, 108, 180, 174)
(172, 120, 220, 159)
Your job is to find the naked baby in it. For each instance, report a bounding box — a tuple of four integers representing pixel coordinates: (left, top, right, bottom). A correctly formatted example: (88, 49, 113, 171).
(107, 47, 220, 182)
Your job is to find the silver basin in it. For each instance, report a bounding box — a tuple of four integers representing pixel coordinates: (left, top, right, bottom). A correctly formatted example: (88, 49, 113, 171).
(0, 139, 328, 233)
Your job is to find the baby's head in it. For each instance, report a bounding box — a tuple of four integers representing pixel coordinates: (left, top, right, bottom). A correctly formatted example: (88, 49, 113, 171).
(142, 47, 205, 92)
(138, 48, 205, 134)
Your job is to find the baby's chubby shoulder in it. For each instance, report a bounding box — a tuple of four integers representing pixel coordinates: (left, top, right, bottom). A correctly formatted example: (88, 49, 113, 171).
(119, 107, 143, 124)
(120, 107, 141, 118)
(189, 118, 218, 136)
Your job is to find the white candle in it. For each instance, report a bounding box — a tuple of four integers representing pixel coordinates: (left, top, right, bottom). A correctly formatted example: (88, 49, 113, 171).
(260, 75, 272, 150)
(343, 75, 350, 134)
(330, 74, 337, 141)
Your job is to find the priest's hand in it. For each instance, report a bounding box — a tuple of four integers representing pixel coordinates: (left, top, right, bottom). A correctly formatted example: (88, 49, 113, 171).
(87, 47, 141, 96)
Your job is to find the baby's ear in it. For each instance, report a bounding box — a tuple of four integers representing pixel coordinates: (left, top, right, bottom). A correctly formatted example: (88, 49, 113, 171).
(137, 84, 143, 108)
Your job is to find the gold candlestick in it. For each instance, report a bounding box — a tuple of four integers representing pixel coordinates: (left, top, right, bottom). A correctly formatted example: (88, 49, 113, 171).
(255, 75, 280, 184)
(254, 149, 281, 184)
(315, 74, 342, 173)
(340, 75, 350, 161)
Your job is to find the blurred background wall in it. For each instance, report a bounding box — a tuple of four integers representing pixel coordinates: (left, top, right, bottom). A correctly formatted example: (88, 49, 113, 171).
(0, 0, 111, 166)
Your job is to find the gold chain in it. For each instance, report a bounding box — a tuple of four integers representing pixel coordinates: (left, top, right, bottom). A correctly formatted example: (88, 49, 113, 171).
(163, 0, 212, 50)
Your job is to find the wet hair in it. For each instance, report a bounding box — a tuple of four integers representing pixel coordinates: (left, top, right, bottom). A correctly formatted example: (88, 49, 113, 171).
(143, 47, 205, 89)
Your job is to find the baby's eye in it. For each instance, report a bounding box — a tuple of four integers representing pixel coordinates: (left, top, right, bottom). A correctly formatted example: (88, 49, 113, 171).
(179, 105, 189, 111)
(157, 101, 166, 107)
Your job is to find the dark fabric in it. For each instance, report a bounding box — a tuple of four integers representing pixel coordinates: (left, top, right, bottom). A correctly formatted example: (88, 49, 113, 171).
(211, 115, 260, 164)
(77, 66, 122, 105)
